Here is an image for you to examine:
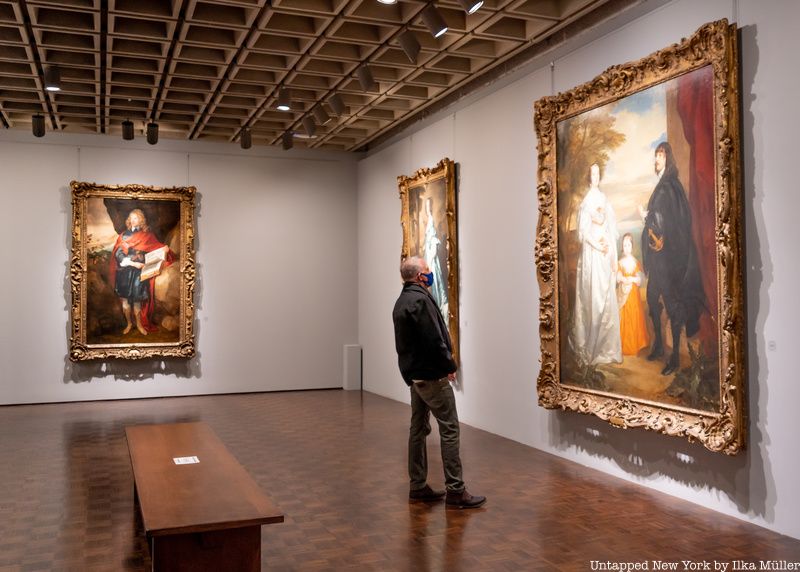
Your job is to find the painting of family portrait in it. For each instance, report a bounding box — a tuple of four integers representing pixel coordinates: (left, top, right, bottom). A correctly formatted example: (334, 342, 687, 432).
(70, 182, 196, 361)
(558, 68, 717, 412)
(534, 20, 745, 453)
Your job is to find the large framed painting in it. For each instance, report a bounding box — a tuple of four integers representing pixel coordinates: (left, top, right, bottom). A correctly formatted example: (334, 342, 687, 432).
(69, 182, 196, 361)
(533, 20, 745, 454)
(398, 158, 459, 363)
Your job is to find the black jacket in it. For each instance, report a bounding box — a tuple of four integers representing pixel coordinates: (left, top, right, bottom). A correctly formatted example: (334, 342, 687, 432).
(642, 166, 706, 335)
(392, 282, 457, 385)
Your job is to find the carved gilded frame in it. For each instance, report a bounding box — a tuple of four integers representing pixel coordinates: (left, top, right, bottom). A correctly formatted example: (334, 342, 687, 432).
(533, 20, 745, 454)
(69, 181, 196, 361)
(398, 158, 459, 364)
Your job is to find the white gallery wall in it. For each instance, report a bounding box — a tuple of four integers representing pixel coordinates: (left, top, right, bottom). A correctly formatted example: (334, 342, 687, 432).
(0, 133, 359, 404)
(357, 0, 800, 540)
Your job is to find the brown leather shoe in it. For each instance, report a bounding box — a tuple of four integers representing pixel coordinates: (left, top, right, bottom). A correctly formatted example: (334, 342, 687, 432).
(409, 484, 446, 502)
(445, 489, 486, 509)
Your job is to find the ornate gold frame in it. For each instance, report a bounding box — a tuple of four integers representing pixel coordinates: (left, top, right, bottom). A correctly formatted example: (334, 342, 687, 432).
(69, 181, 197, 361)
(533, 20, 745, 454)
(398, 158, 460, 363)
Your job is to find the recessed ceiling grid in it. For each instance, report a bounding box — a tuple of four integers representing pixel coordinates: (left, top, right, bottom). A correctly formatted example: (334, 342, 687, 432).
(0, 0, 608, 150)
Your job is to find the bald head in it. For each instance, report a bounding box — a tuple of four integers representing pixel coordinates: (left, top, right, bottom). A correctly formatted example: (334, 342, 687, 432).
(400, 256, 427, 282)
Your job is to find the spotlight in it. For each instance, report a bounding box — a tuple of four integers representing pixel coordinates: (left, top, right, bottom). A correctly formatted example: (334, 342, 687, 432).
(355, 64, 376, 92)
(122, 119, 134, 141)
(398, 30, 421, 64)
(277, 88, 292, 111)
(421, 5, 448, 38)
(301, 115, 316, 137)
(240, 127, 252, 149)
(32, 114, 46, 138)
(313, 105, 331, 126)
(457, 0, 483, 14)
(282, 131, 293, 151)
(146, 122, 159, 145)
(44, 66, 61, 92)
(328, 93, 345, 116)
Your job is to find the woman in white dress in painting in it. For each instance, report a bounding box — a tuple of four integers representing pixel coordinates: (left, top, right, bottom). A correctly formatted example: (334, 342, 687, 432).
(570, 163, 622, 366)
(423, 198, 449, 321)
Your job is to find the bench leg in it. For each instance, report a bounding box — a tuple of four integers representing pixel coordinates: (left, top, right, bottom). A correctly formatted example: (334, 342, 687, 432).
(151, 526, 261, 572)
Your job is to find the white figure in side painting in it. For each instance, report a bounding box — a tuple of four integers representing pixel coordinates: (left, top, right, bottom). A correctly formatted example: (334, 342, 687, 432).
(423, 198, 449, 324)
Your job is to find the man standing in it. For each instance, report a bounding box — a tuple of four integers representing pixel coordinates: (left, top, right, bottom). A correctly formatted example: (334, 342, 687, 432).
(641, 141, 705, 375)
(392, 256, 485, 509)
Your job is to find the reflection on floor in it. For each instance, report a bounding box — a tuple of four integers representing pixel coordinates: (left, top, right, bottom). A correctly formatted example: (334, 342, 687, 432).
(0, 390, 797, 570)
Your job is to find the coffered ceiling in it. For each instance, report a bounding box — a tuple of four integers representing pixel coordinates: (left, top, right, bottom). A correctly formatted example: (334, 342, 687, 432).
(0, 0, 612, 151)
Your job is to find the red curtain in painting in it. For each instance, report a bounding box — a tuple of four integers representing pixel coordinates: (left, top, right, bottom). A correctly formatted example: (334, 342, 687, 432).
(676, 66, 718, 357)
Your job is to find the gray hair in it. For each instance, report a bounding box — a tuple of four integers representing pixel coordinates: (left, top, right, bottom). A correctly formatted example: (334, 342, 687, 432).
(400, 256, 425, 281)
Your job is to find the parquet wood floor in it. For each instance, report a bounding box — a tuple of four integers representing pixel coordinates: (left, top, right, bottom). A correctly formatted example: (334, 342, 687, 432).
(0, 390, 798, 571)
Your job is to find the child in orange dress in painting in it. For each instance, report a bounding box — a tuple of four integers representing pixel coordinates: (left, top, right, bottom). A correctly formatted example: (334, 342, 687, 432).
(617, 233, 649, 355)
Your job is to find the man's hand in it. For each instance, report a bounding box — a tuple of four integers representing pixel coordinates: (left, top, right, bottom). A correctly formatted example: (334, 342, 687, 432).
(119, 257, 132, 267)
(447, 372, 456, 382)
(648, 228, 664, 252)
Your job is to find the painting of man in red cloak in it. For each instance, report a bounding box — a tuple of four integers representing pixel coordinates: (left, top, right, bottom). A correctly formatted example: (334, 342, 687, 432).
(84, 197, 182, 345)
(109, 209, 174, 336)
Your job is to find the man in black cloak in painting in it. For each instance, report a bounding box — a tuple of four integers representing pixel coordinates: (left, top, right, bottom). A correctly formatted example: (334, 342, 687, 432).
(642, 141, 706, 376)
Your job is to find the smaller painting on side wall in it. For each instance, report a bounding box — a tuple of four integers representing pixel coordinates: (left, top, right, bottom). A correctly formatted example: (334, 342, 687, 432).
(70, 182, 196, 361)
(398, 158, 459, 364)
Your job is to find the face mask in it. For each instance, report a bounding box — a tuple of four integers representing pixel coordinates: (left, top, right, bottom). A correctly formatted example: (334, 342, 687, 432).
(420, 272, 434, 288)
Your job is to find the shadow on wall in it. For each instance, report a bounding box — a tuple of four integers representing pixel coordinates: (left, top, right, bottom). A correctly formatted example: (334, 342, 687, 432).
(59, 185, 205, 383)
(545, 23, 773, 526)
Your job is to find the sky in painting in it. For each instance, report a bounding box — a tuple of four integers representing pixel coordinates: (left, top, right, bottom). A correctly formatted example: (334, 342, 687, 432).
(86, 198, 117, 251)
(600, 81, 669, 242)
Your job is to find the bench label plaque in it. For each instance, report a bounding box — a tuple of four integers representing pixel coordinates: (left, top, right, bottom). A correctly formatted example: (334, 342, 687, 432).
(172, 456, 199, 465)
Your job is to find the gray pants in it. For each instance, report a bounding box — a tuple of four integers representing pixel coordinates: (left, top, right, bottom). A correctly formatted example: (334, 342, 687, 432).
(409, 378, 464, 493)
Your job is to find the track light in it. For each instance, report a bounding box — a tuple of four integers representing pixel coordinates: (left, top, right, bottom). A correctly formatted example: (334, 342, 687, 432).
(282, 131, 293, 151)
(146, 122, 159, 145)
(328, 93, 345, 116)
(277, 88, 291, 111)
(44, 66, 61, 92)
(32, 114, 46, 137)
(313, 105, 331, 126)
(301, 115, 316, 137)
(240, 127, 252, 149)
(355, 64, 376, 92)
(421, 5, 448, 38)
(122, 119, 134, 141)
(457, 0, 483, 14)
(398, 30, 421, 64)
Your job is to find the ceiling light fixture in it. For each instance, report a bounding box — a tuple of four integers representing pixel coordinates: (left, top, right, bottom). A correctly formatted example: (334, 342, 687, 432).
(355, 64, 377, 92)
(44, 66, 61, 92)
(458, 0, 483, 14)
(122, 119, 134, 141)
(277, 88, 292, 111)
(313, 105, 331, 126)
(282, 131, 293, 151)
(398, 30, 421, 64)
(328, 93, 345, 116)
(301, 115, 317, 137)
(146, 122, 159, 145)
(32, 114, 46, 138)
(421, 5, 448, 38)
(240, 127, 252, 149)
(377, 0, 397, 4)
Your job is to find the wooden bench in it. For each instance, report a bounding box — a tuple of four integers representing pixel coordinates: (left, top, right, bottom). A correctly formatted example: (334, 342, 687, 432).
(125, 422, 284, 572)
